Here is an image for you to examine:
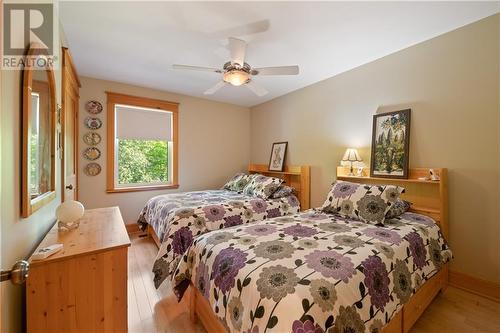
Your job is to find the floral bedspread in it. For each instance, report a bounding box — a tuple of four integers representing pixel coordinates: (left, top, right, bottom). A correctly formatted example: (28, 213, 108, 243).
(138, 190, 299, 242)
(148, 190, 301, 288)
(171, 211, 452, 333)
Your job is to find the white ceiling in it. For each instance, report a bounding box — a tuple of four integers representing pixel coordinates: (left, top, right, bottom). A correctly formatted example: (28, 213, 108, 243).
(59, 1, 499, 107)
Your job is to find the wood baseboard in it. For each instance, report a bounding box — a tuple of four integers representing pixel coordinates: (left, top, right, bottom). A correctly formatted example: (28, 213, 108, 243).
(449, 270, 500, 302)
(125, 223, 141, 235)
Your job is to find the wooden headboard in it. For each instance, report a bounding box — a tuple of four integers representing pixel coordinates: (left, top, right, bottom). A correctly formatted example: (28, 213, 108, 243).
(336, 167, 448, 239)
(248, 164, 311, 210)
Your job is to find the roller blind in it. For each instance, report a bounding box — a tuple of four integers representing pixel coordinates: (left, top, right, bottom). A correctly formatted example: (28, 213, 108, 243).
(115, 104, 172, 141)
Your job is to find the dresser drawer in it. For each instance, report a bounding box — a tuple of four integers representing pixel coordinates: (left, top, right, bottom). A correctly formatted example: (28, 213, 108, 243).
(27, 247, 128, 333)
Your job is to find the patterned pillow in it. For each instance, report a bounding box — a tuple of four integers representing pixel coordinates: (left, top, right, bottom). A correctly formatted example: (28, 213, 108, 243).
(321, 180, 405, 224)
(385, 199, 412, 219)
(223, 173, 251, 192)
(270, 185, 296, 199)
(242, 174, 284, 199)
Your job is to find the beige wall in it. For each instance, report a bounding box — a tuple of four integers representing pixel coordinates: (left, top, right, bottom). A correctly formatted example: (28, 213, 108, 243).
(0, 10, 497, 333)
(78, 77, 250, 224)
(250, 14, 500, 283)
(0, 34, 249, 331)
(0, 36, 65, 333)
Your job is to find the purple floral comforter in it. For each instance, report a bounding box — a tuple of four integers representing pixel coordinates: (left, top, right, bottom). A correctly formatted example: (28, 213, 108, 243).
(138, 189, 299, 242)
(170, 210, 452, 333)
(146, 190, 300, 288)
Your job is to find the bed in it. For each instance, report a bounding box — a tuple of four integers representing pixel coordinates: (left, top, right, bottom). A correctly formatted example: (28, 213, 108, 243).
(139, 164, 310, 245)
(139, 189, 299, 244)
(142, 164, 310, 287)
(137, 164, 310, 247)
(170, 167, 451, 333)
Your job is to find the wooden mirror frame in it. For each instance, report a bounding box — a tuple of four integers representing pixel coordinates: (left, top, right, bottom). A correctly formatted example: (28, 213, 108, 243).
(22, 44, 57, 217)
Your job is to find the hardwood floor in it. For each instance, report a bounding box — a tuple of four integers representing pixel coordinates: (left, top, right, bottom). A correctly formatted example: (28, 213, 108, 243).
(128, 234, 205, 333)
(128, 234, 500, 333)
(410, 286, 500, 333)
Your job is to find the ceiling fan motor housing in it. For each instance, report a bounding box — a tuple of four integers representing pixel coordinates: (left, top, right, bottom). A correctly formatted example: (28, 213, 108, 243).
(223, 61, 252, 73)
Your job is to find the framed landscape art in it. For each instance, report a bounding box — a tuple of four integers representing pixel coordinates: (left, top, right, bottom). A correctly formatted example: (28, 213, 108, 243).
(370, 109, 411, 179)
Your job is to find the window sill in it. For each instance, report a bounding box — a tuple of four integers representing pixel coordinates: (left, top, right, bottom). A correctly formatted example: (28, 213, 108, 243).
(106, 184, 179, 193)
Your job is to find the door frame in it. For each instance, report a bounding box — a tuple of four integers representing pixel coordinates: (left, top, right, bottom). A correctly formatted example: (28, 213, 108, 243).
(61, 47, 81, 201)
(0, 6, 3, 326)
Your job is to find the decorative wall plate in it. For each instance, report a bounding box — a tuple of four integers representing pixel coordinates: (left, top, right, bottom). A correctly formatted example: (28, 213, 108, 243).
(83, 147, 101, 160)
(85, 100, 103, 114)
(84, 163, 101, 176)
(83, 132, 101, 146)
(85, 117, 102, 130)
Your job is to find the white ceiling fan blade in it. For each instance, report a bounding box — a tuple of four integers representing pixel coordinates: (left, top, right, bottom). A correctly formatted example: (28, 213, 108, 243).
(253, 66, 299, 76)
(209, 20, 270, 39)
(246, 81, 268, 97)
(173, 64, 222, 73)
(229, 37, 246, 66)
(204, 81, 227, 95)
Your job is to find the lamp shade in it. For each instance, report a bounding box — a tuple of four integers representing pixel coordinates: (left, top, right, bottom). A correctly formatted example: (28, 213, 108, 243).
(56, 200, 84, 223)
(342, 148, 362, 162)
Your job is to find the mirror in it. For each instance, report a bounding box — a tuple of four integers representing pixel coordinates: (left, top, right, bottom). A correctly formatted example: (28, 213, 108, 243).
(22, 44, 56, 217)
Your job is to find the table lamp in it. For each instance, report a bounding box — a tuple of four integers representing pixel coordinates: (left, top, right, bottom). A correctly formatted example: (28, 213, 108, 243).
(342, 148, 362, 176)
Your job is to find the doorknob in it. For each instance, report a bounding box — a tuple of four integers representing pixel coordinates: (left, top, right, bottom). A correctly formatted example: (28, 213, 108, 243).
(66, 184, 73, 190)
(0, 260, 30, 285)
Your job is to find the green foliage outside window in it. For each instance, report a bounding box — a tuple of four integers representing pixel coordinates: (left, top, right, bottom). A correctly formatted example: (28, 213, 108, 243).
(118, 139, 168, 185)
(30, 133, 39, 194)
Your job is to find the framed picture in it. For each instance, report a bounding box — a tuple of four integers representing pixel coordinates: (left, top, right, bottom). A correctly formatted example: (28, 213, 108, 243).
(268, 142, 288, 172)
(370, 109, 411, 179)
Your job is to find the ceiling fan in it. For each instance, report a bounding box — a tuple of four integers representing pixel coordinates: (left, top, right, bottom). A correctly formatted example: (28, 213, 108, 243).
(172, 37, 299, 97)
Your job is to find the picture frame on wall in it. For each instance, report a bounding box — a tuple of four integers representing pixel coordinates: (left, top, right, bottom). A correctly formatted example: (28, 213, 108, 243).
(370, 109, 411, 179)
(268, 142, 288, 172)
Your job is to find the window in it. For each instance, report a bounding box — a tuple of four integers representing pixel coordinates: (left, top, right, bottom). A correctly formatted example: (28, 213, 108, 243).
(106, 92, 178, 193)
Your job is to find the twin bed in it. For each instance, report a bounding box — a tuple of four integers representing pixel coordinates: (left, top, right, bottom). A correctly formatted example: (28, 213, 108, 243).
(139, 164, 310, 245)
(137, 165, 451, 333)
(139, 164, 310, 288)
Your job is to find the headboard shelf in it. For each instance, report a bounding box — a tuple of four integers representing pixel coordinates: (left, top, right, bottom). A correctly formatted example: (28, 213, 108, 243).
(337, 167, 444, 184)
(337, 175, 439, 184)
(336, 166, 448, 240)
(258, 170, 302, 176)
(248, 164, 310, 210)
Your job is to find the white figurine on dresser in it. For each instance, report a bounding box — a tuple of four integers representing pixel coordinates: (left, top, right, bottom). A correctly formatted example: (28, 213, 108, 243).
(56, 200, 84, 231)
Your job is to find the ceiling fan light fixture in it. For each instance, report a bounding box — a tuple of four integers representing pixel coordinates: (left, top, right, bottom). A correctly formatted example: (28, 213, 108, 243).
(173, 38, 299, 96)
(223, 70, 250, 86)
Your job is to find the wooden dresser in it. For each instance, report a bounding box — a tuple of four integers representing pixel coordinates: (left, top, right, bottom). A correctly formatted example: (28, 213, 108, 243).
(26, 207, 131, 333)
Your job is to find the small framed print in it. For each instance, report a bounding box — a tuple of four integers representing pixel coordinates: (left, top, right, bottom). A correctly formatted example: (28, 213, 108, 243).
(370, 109, 411, 179)
(268, 142, 288, 172)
